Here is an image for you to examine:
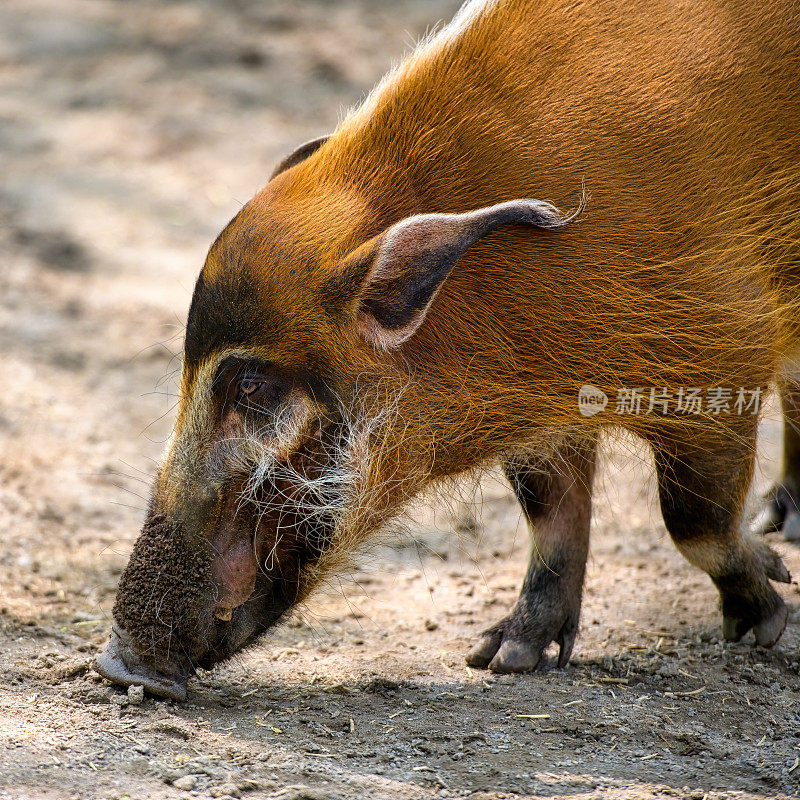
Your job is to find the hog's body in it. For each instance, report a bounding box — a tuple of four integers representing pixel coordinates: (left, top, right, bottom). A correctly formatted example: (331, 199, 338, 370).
(96, 0, 800, 699)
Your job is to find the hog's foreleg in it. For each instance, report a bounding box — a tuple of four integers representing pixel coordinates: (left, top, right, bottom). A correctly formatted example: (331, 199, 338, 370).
(466, 437, 597, 673)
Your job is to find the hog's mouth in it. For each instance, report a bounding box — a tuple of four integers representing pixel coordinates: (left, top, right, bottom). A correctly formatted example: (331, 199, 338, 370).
(94, 624, 191, 701)
(197, 571, 295, 668)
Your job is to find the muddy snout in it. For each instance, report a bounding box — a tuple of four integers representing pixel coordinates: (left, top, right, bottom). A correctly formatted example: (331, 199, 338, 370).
(93, 494, 267, 699)
(94, 625, 189, 701)
(93, 511, 221, 699)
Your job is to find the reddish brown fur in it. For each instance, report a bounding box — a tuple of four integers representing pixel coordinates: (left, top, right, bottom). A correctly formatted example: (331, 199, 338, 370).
(211, 0, 800, 440)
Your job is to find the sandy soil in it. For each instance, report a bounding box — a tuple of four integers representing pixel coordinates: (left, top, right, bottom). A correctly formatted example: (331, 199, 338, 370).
(1, 2, 799, 799)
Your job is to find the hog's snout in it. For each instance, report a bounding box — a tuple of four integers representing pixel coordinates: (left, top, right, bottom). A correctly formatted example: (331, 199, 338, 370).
(95, 505, 280, 699)
(94, 625, 189, 701)
(97, 463, 316, 700)
(95, 512, 220, 699)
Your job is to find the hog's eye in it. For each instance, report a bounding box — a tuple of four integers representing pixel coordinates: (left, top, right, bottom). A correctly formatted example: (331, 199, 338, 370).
(239, 377, 259, 396)
(215, 357, 291, 412)
(235, 375, 281, 410)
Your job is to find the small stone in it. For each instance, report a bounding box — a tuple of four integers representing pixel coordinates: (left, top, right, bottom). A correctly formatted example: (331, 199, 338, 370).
(281, 789, 332, 800)
(173, 775, 198, 791)
(160, 768, 182, 785)
(210, 784, 241, 798)
(127, 684, 144, 705)
(424, 619, 438, 631)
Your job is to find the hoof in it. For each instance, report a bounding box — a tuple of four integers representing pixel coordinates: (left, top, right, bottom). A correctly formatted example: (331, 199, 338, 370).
(758, 542, 792, 584)
(754, 484, 800, 544)
(465, 605, 579, 673)
(488, 639, 542, 674)
(753, 601, 789, 647)
(722, 615, 748, 642)
(722, 595, 788, 648)
(465, 628, 504, 669)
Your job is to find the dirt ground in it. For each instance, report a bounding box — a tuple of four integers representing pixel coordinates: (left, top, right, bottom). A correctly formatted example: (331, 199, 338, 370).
(1, 1, 799, 799)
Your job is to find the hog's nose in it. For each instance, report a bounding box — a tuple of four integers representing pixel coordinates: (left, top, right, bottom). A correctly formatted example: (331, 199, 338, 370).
(94, 626, 188, 701)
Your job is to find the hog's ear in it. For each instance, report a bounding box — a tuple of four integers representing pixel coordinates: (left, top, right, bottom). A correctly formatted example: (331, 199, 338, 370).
(269, 135, 330, 181)
(343, 198, 580, 350)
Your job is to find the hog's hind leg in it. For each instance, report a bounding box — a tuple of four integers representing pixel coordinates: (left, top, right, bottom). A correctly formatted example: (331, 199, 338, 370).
(757, 380, 800, 542)
(466, 437, 596, 673)
(652, 430, 791, 646)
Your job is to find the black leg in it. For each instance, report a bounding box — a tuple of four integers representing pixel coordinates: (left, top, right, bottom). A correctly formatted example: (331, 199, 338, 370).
(758, 382, 800, 541)
(466, 437, 596, 672)
(652, 429, 790, 646)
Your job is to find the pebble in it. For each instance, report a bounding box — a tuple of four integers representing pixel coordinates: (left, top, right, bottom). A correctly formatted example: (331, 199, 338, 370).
(210, 784, 241, 798)
(173, 775, 198, 791)
(127, 684, 144, 705)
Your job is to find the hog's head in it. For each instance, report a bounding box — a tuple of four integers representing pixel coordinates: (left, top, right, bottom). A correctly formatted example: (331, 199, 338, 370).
(95, 137, 575, 699)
